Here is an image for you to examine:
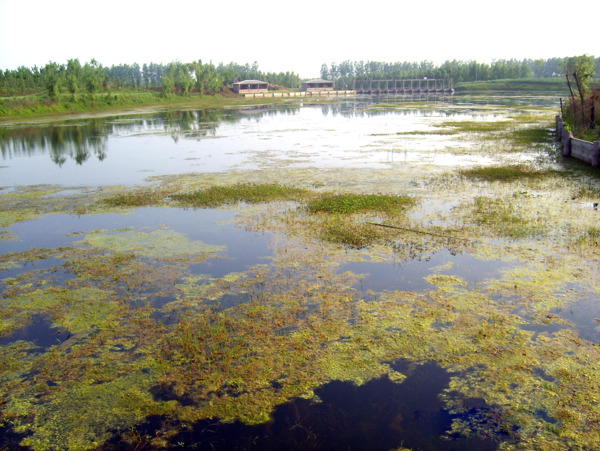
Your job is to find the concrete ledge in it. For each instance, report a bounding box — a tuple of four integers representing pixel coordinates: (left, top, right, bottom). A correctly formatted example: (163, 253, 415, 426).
(556, 115, 600, 167)
(244, 90, 355, 99)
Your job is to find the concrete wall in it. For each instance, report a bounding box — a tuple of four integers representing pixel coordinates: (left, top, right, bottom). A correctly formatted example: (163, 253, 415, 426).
(301, 84, 335, 92)
(237, 88, 269, 94)
(243, 90, 355, 99)
(555, 115, 600, 167)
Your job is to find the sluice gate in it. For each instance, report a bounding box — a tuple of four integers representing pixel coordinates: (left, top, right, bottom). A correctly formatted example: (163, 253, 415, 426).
(353, 79, 453, 94)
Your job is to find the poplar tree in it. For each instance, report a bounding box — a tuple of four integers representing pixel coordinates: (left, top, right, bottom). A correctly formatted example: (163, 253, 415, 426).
(565, 55, 595, 124)
(66, 59, 82, 98)
(43, 62, 61, 98)
(82, 59, 105, 96)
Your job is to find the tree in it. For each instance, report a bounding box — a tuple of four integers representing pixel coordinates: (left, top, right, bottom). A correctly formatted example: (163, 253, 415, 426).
(565, 55, 595, 124)
(15, 66, 36, 93)
(160, 69, 175, 97)
(320, 64, 329, 80)
(43, 62, 62, 98)
(191, 60, 205, 94)
(66, 58, 82, 98)
(82, 59, 105, 96)
(202, 62, 223, 93)
(170, 61, 193, 96)
(131, 63, 142, 88)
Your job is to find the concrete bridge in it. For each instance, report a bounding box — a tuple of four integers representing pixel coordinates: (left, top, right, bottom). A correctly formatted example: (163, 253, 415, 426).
(353, 78, 453, 94)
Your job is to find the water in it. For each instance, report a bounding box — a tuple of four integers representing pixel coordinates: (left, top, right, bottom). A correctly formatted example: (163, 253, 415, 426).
(1, 93, 587, 450)
(0, 313, 70, 350)
(346, 249, 511, 293)
(107, 361, 498, 450)
(2, 207, 272, 256)
(0, 95, 542, 188)
(1, 207, 275, 324)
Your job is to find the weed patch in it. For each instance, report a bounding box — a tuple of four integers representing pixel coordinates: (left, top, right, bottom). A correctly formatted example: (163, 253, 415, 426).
(470, 196, 543, 238)
(307, 193, 415, 215)
(170, 183, 312, 208)
(438, 120, 514, 133)
(458, 165, 562, 183)
(507, 126, 554, 146)
(318, 216, 383, 248)
(102, 189, 174, 208)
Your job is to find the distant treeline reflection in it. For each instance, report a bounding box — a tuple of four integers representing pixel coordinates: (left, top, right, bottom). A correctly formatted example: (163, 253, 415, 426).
(0, 121, 108, 166)
(0, 107, 301, 167)
(1, 100, 472, 167)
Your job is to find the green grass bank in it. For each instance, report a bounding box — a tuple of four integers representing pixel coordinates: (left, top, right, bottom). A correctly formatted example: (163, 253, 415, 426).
(1, 79, 577, 122)
(454, 78, 571, 93)
(0, 90, 291, 122)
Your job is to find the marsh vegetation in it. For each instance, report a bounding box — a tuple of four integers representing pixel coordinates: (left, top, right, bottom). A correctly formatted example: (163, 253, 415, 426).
(1, 94, 600, 450)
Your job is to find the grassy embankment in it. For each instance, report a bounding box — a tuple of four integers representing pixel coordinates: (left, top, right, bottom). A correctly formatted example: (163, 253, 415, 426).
(454, 78, 570, 93)
(0, 79, 576, 122)
(0, 90, 292, 122)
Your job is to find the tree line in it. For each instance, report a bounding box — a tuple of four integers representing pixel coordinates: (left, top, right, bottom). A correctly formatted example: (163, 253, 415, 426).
(2, 56, 598, 98)
(561, 55, 599, 141)
(320, 57, 600, 88)
(0, 59, 301, 97)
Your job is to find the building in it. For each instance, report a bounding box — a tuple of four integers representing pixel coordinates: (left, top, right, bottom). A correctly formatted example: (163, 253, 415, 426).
(233, 80, 269, 94)
(301, 79, 334, 92)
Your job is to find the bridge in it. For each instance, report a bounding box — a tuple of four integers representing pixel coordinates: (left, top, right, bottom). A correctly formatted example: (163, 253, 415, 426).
(353, 78, 453, 94)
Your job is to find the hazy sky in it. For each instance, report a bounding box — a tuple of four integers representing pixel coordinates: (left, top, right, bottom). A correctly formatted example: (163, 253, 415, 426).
(0, 0, 596, 78)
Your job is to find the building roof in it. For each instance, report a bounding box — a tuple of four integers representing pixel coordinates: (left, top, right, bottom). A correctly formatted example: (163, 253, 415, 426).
(303, 79, 333, 84)
(234, 80, 268, 85)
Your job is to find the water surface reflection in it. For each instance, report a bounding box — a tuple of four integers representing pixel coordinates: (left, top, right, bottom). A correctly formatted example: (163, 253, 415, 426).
(0, 96, 547, 188)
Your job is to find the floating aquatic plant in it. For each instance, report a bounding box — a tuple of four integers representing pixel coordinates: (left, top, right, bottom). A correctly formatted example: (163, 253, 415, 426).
(78, 229, 226, 259)
(306, 193, 415, 215)
(3, 100, 600, 450)
(458, 164, 563, 183)
(170, 183, 312, 208)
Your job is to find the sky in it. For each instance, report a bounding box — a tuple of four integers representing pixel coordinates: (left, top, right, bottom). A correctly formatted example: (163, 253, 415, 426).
(0, 0, 597, 78)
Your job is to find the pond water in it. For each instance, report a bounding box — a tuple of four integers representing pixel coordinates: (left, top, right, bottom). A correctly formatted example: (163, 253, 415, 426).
(0, 94, 556, 188)
(4, 92, 599, 450)
(345, 249, 512, 293)
(107, 360, 498, 451)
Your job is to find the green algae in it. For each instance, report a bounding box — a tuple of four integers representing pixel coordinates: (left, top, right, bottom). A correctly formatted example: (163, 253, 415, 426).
(170, 183, 312, 208)
(458, 165, 564, 183)
(0, 287, 117, 338)
(79, 228, 226, 259)
(20, 368, 175, 451)
(425, 274, 468, 287)
(301, 194, 417, 248)
(0, 230, 18, 241)
(317, 215, 384, 248)
(438, 119, 516, 133)
(101, 188, 175, 208)
(51, 289, 120, 334)
(0, 186, 98, 227)
(306, 193, 415, 215)
(3, 100, 600, 450)
(0, 187, 64, 199)
(173, 273, 249, 305)
(3, 197, 600, 450)
(468, 195, 549, 238)
(0, 209, 39, 227)
(508, 126, 555, 145)
(0, 260, 19, 270)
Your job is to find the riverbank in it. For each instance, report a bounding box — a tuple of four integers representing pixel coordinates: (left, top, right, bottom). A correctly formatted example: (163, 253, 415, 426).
(0, 90, 293, 123)
(454, 78, 570, 93)
(1, 79, 575, 123)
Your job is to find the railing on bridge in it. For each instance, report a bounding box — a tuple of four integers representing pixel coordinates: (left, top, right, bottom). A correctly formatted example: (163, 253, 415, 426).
(353, 79, 453, 94)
